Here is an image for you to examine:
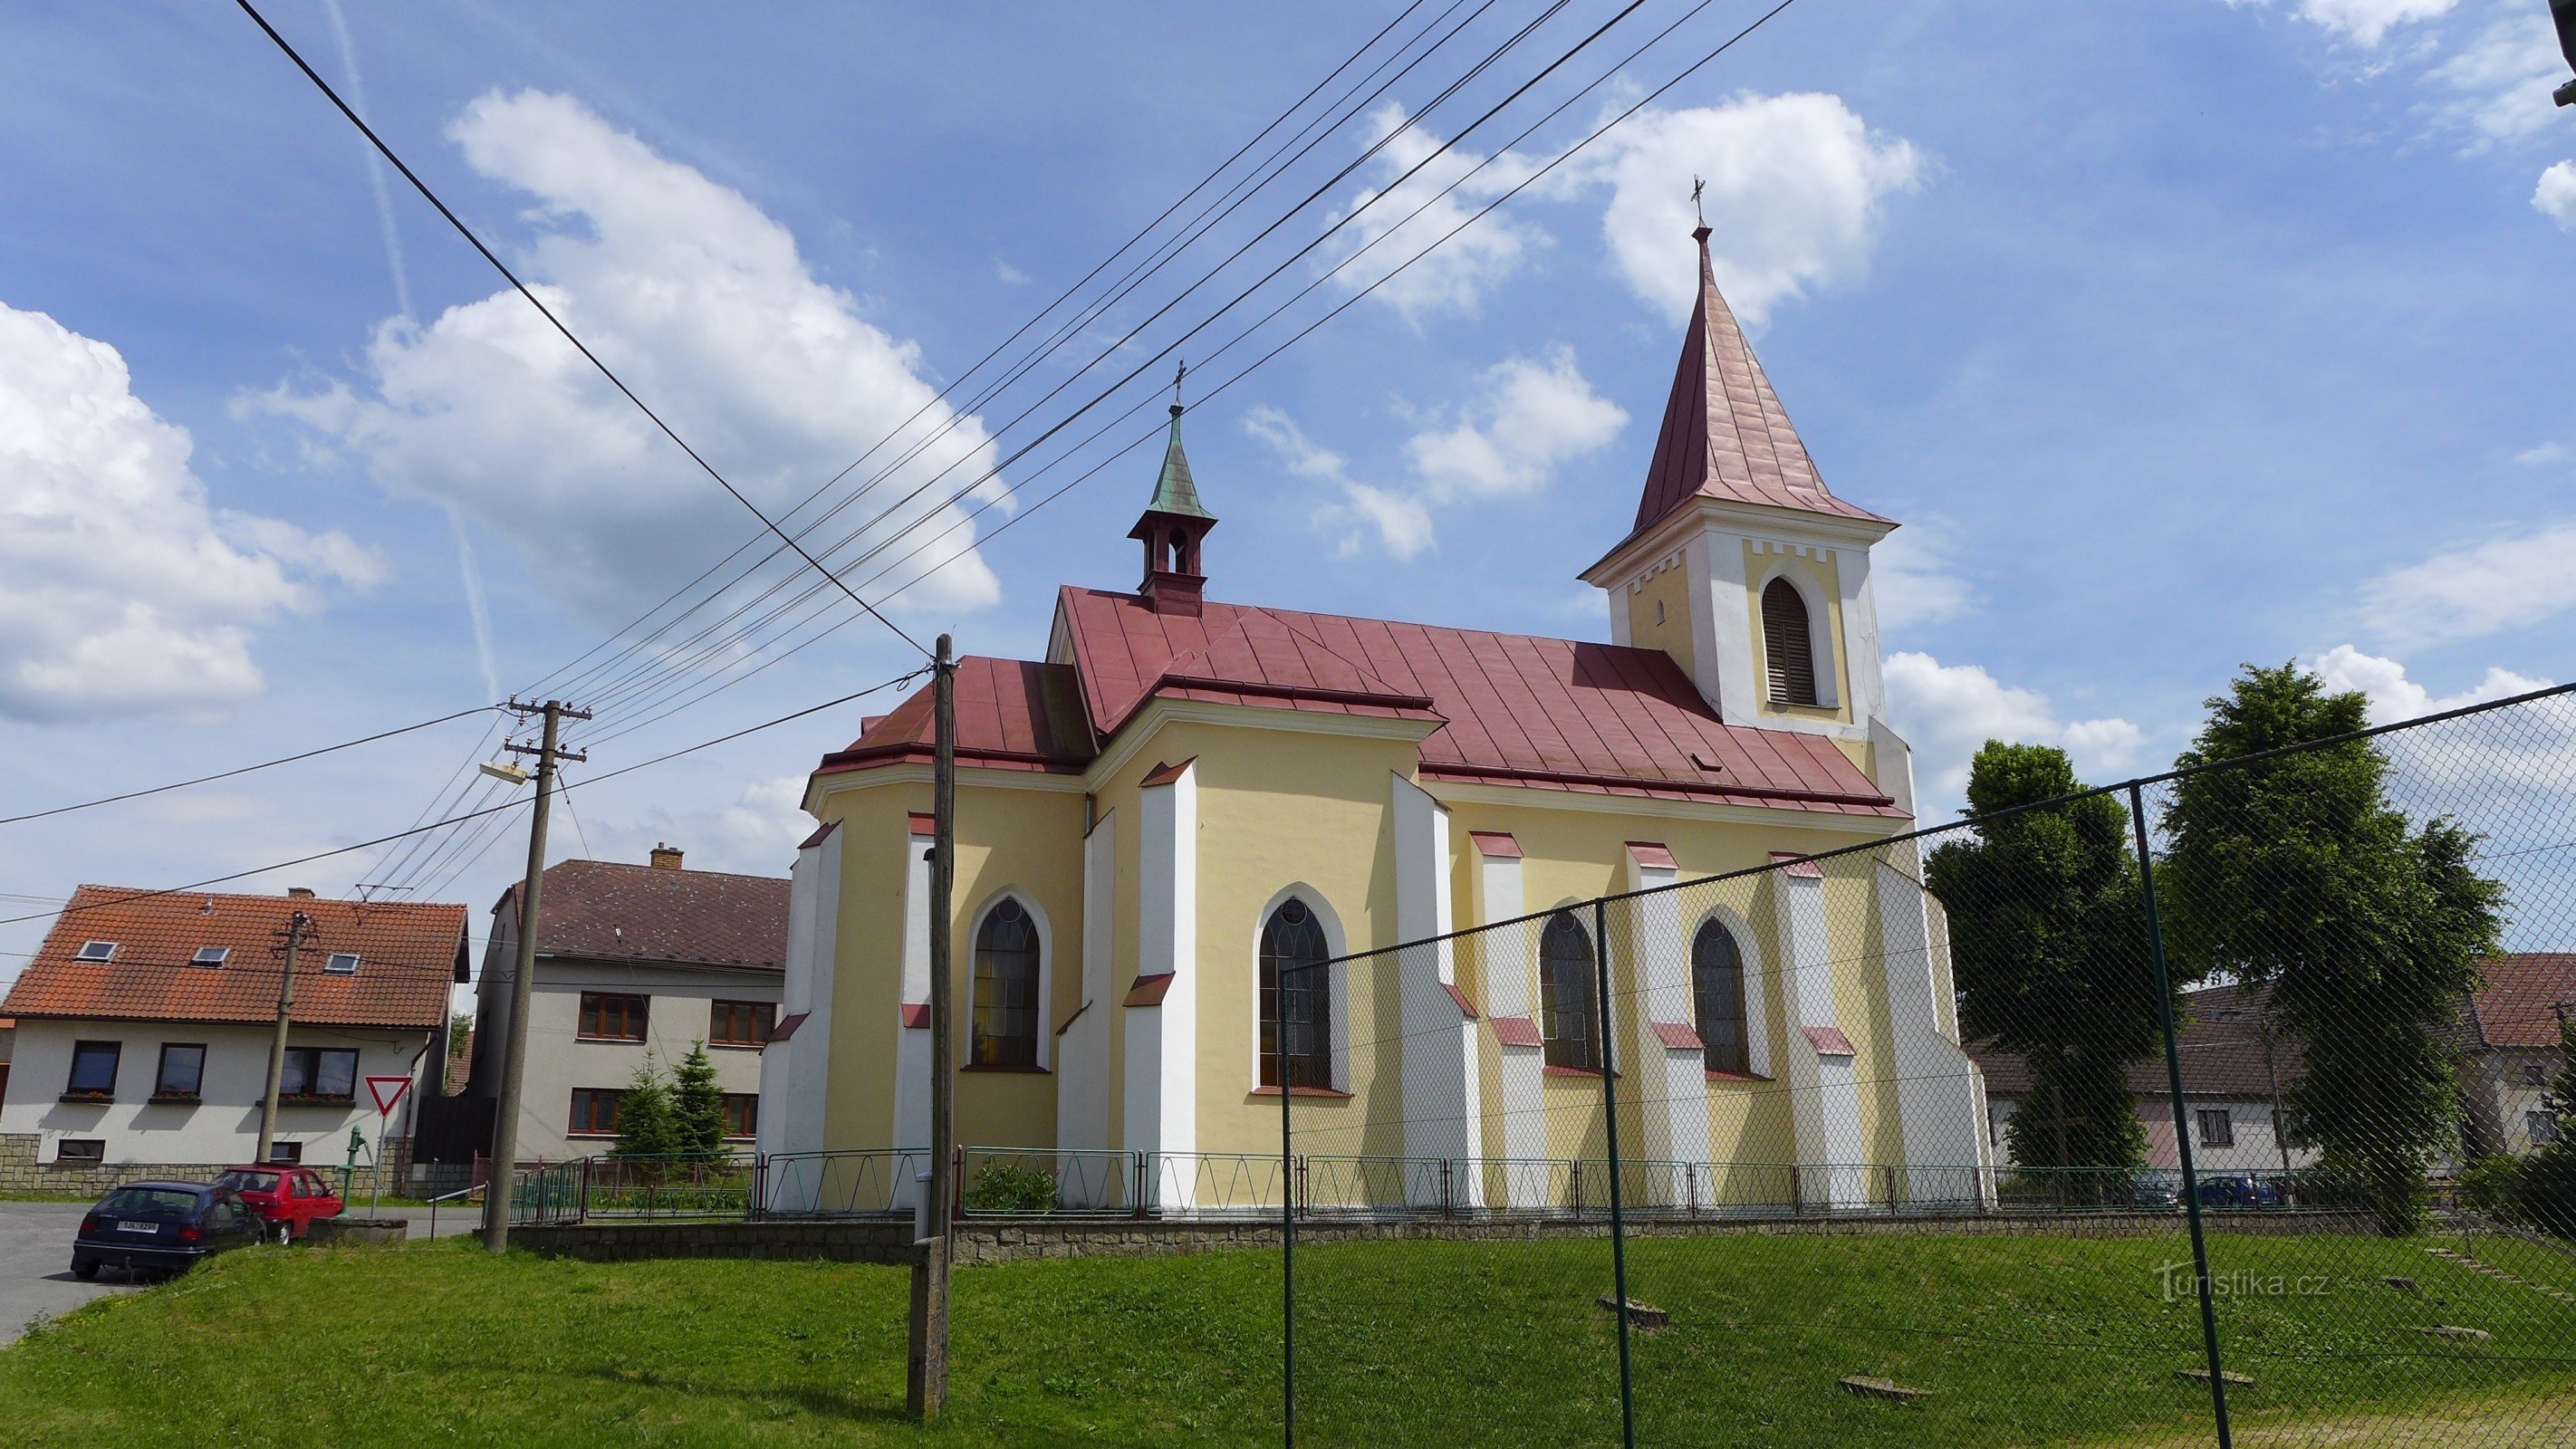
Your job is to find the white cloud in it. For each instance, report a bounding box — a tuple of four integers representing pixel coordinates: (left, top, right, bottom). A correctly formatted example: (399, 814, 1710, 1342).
(255, 90, 1005, 636)
(1573, 92, 1924, 328)
(2514, 440, 2570, 465)
(2425, 10, 2567, 144)
(0, 302, 380, 722)
(2257, 0, 2462, 47)
(995, 260, 1032, 285)
(1254, 349, 1623, 559)
(566, 771, 813, 878)
(1869, 520, 1977, 632)
(2538, 161, 2576, 228)
(2359, 522, 2576, 647)
(2309, 643, 2550, 723)
(1322, 103, 1549, 326)
(1883, 651, 2144, 811)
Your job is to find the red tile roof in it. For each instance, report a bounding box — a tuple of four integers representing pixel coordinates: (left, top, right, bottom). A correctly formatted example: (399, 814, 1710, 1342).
(1971, 984, 2302, 1099)
(2464, 955, 2576, 1050)
(1055, 587, 1898, 814)
(1616, 229, 1889, 556)
(2, 888, 463, 1032)
(815, 656, 1093, 777)
(812, 587, 1898, 816)
(495, 859, 787, 971)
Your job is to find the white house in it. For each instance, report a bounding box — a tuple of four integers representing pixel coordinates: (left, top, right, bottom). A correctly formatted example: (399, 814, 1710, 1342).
(0, 886, 466, 1195)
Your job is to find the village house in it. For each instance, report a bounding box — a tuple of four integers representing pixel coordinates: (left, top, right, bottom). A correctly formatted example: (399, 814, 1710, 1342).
(1971, 984, 2319, 1178)
(2456, 954, 2576, 1158)
(466, 847, 787, 1163)
(760, 226, 1992, 1213)
(0, 887, 466, 1195)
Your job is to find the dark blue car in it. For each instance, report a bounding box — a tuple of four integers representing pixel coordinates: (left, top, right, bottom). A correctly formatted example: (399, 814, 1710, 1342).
(2195, 1175, 2283, 1211)
(71, 1181, 264, 1281)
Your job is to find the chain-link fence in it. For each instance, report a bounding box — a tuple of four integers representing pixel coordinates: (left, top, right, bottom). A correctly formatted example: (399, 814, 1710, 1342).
(1280, 683, 2576, 1446)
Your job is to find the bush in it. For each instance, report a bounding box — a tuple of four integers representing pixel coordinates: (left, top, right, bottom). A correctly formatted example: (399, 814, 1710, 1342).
(967, 1161, 1060, 1214)
(2522, 1149, 2576, 1237)
(2457, 1155, 2527, 1222)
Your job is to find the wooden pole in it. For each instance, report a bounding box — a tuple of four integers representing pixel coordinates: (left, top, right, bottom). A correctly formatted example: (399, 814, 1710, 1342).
(909, 637, 958, 1418)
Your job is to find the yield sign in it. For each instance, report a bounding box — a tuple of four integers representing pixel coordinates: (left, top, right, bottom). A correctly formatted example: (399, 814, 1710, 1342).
(365, 1075, 412, 1115)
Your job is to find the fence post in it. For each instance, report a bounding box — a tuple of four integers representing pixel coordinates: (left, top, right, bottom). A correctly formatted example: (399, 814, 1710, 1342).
(1593, 898, 1637, 1449)
(2130, 783, 2235, 1449)
(578, 1156, 591, 1225)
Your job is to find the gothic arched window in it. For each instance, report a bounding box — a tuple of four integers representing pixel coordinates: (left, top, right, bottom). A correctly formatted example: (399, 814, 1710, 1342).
(1693, 919, 1751, 1076)
(1260, 897, 1331, 1089)
(1762, 577, 1820, 707)
(1539, 911, 1601, 1072)
(970, 897, 1040, 1068)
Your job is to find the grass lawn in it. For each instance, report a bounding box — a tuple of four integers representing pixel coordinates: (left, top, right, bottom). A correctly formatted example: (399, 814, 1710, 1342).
(1, 1229, 2570, 1447)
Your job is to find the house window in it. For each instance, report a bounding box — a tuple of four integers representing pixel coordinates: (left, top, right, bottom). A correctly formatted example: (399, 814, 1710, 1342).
(266, 1140, 303, 1164)
(2533, 1112, 2562, 1147)
(970, 898, 1041, 1069)
(64, 1041, 120, 1099)
(569, 1089, 622, 1137)
(1692, 919, 1751, 1076)
(2196, 1108, 2235, 1148)
(153, 1044, 207, 1100)
(280, 1048, 358, 1101)
(323, 952, 361, 974)
(191, 945, 230, 967)
(55, 1139, 105, 1164)
(1258, 898, 1331, 1089)
(1540, 912, 1601, 1072)
(721, 1093, 758, 1140)
(709, 1000, 774, 1048)
(578, 993, 649, 1041)
(1761, 577, 1821, 707)
(75, 940, 117, 962)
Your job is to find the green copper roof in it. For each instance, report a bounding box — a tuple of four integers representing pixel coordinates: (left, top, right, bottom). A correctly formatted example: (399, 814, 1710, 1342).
(1145, 406, 1215, 520)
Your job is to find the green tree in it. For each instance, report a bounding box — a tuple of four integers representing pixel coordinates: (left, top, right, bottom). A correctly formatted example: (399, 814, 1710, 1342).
(2161, 664, 2501, 1234)
(1927, 743, 2162, 1194)
(611, 1054, 680, 1157)
(668, 1041, 726, 1157)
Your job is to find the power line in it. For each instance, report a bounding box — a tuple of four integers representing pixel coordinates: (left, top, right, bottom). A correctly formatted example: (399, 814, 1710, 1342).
(0, 705, 495, 829)
(0, 667, 928, 930)
(232, 0, 932, 662)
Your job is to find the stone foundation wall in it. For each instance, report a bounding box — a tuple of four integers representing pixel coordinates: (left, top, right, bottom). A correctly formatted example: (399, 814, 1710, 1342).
(511, 1206, 2379, 1266)
(0, 1132, 410, 1199)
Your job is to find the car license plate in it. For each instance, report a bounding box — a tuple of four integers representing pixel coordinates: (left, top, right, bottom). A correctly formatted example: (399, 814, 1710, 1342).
(118, 1222, 159, 1233)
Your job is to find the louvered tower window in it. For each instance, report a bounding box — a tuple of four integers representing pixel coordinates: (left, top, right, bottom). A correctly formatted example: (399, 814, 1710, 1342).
(1761, 578, 1820, 706)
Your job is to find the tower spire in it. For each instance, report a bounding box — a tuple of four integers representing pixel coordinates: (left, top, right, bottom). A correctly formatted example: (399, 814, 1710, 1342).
(1129, 362, 1216, 616)
(1619, 217, 1881, 545)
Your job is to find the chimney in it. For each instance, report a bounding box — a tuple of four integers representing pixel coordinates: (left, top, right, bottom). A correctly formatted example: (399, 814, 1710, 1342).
(286, 887, 316, 899)
(649, 843, 684, 871)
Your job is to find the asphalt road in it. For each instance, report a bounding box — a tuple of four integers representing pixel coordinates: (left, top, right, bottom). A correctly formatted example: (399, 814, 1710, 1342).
(0, 1202, 131, 1346)
(1, 1200, 483, 1347)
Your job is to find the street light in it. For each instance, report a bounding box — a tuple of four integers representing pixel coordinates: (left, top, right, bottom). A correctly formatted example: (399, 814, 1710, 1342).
(476, 759, 529, 785)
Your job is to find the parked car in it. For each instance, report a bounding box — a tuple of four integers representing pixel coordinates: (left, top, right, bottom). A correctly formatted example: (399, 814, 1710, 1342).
(71, 1182, 263, 1281)
(212, 1165, 345, 1243)
(2196, 1175, 2283, 1211)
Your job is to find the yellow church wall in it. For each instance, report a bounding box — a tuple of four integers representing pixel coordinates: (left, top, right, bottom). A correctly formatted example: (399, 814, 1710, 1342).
(947, 781, 1088, 1151)
(1740, 542, 1854, 727)
(816, 781, 926, 1156)
(809, 769, 1086, 1156)
(1621, 555, 1697, 676)
(1437, 794, 1904, 1172)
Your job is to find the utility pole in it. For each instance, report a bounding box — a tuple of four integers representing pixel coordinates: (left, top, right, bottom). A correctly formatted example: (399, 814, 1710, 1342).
(908, 636, 958, 1418)
(480, 698, 590, 1252)
(254, 909, 313, 1164)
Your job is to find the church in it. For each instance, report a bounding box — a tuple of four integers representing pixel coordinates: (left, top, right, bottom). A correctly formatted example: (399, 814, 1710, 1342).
(759, 226, 1990, 1214)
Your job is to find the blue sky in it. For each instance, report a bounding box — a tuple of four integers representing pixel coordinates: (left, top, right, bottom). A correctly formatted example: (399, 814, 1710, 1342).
(3, 0, 2571, 987)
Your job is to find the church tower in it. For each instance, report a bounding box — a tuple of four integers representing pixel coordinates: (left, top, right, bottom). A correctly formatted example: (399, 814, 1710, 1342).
(1579, 224, 1910, 806)
(1129, 400, 1216, 618)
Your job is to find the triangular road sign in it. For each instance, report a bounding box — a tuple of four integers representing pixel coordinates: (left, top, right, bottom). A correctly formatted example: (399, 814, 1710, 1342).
(365, 1075, 412, 1115)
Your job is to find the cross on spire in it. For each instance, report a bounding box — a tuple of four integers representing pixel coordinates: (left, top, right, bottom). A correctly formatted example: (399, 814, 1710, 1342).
(1171, 358, 1187, 416)
(1691, 175, 1705, 226)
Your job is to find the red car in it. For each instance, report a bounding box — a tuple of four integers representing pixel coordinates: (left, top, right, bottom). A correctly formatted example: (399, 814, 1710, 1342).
(212, 1165, 343, 1243)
